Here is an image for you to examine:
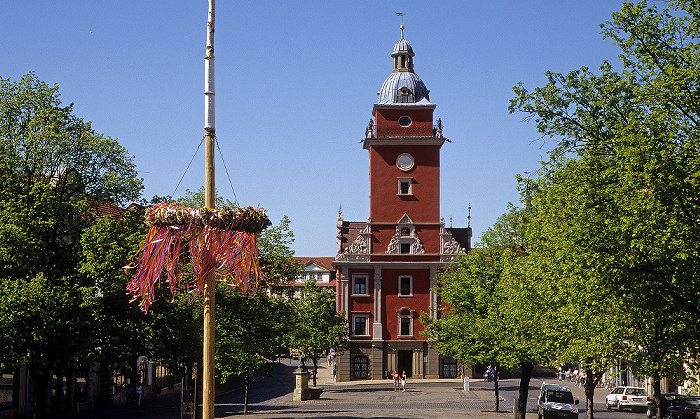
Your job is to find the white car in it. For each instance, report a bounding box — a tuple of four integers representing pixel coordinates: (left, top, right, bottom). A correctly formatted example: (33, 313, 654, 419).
(606, 386, 649, 411)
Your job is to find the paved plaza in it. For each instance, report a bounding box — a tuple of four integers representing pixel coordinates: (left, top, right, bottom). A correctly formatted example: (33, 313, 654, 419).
(51, 359, 643, 418)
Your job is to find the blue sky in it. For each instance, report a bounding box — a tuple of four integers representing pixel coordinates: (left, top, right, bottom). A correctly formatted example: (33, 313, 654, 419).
(3, 1, 631, 256)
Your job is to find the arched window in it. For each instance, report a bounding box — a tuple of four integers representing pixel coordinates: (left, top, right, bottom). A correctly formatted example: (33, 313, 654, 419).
(353, 356, 369, 379)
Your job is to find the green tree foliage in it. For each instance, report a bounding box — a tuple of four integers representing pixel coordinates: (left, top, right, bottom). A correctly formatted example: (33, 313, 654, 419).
(287, 281, 348, 387)
(257, 215, 302, 285)
(0, 273, 97, 413)
(215, 287, 292, 414)
(509, 0, 700, 412)
(0, 72, 142, 416)
(424, 208, 553, 417)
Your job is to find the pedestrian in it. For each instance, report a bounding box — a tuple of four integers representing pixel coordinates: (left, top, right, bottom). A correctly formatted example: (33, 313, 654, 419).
(126, 385, 134, 406)
(485, 365, 494, 382)
(392, 370, 400, 392)
(136, 383, 143, 406)
(400, 371, 407, 392)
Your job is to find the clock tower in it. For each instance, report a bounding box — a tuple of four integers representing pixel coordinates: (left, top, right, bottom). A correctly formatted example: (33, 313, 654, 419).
(334, 27, 471, 382)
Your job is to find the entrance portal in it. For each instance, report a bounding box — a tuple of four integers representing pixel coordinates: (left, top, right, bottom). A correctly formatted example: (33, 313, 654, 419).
(397, 350, 413, 377)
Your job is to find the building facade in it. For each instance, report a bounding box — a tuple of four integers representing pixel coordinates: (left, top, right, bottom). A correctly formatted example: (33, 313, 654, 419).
(333, 29, 471, 382)
(269, 257, 336, 299)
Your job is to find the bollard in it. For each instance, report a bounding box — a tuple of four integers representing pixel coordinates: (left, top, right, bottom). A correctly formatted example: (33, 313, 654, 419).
(463, 376, 470, 391)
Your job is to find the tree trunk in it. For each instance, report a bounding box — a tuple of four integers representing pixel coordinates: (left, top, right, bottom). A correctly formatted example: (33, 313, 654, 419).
(244, 376, 250, 415)
(312, 358, 318, 387)
(32, 367, 51, 419)
(516, 362, 534, 419)
(55, 367, 64, 412)
(651, 373, 662, 418)
(584, 369, 602, 419)
(494, 364, 500, 412)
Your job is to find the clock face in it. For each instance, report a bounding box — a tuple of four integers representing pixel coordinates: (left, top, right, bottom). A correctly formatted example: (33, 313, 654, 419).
(396, 153, 414, 171)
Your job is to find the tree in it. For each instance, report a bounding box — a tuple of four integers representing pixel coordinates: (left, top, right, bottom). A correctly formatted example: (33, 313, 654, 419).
(509, 0, 700, 412)
(519, 170, 630, 419)
(424, 208, 553, 417)
(0, 273, 97, 415)
(215, 288, 292, 414)
(287, 281, 348, 387)
(80, 202, 204, 404)
(0, 72, 142, 416)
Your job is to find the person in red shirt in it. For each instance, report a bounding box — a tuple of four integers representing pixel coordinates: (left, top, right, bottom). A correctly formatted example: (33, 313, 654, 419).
(392, 371, 400, 392)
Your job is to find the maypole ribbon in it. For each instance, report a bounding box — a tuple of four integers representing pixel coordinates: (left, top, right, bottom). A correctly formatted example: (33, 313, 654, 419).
(125, 202, 271, 312)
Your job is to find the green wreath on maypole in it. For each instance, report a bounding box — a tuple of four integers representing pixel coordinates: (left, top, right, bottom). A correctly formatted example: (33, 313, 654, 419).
(125, 202, 271, 312)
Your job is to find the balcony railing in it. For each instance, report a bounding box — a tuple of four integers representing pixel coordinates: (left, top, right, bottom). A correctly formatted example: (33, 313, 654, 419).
(365, 119, 444, 139)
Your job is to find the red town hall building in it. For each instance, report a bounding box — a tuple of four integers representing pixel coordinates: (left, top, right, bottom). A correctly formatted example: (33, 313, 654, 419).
(333, 29, 471, 381)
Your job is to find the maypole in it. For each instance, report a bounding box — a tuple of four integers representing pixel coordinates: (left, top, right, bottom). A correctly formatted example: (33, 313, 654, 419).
(125, 1, 270, 418)
(203, 0, 216, 417)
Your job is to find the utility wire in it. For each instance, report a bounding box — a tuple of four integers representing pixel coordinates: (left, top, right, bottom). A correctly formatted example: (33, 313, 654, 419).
(170, 136, 205, 200)
(215, 138, 239, 206)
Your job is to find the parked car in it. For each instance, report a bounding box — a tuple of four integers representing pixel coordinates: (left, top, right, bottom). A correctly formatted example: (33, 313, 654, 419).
(666, 396, 700, 419)
(606, 386, 649, 411)
(647, 393, 683, 418)
(538, 383, 579, 419)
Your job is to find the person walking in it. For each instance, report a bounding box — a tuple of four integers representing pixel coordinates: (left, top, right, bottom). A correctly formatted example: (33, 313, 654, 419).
(136, 383, 143, 406)
(400, 371, 407, 392)
(392, 371, 400, 392)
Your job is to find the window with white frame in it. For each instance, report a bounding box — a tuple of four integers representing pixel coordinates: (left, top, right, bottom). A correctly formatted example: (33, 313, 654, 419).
(399, 276, 412, 296)
(352, 276, 368, 295)
(397, 308, 413, 337)
(397, 178, 413, 195)
(353, 314, 370, 336)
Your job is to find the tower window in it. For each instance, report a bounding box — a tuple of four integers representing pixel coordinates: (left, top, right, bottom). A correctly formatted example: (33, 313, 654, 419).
(353, 314, 369, 336)
(400, 317, 411, 335)
(398, 178, 412, 195)
(353, 276, 368, 295)
(397, 308, 413, 337)
(399, 276, 412, 296)
(398, 116, 412, 126)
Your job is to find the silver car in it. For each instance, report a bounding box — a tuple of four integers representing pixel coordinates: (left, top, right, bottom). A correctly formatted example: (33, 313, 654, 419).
(538, 383, 580, 419)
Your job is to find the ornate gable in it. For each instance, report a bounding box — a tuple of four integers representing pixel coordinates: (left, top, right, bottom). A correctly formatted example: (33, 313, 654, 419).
(385, 214, 425, 254)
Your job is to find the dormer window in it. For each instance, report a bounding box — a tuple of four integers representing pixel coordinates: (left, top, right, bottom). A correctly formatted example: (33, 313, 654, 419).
(400, 227, 410, 236)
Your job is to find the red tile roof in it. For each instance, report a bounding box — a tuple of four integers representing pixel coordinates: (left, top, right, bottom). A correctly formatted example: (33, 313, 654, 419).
(293, 256, 335, 271)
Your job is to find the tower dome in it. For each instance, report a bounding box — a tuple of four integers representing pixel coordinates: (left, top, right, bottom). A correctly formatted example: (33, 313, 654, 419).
(377, 34, 430, 105)
(392, 38, 414, 55)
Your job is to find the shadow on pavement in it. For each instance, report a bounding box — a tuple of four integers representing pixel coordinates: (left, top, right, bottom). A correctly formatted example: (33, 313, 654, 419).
(214, 360, 297, 416)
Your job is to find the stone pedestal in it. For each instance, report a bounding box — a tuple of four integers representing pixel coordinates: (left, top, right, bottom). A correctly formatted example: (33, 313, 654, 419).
(292, 370, 310, 401)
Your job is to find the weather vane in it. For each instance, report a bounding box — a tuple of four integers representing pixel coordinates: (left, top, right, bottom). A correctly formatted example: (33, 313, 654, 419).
(395, 11, 405, 38)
